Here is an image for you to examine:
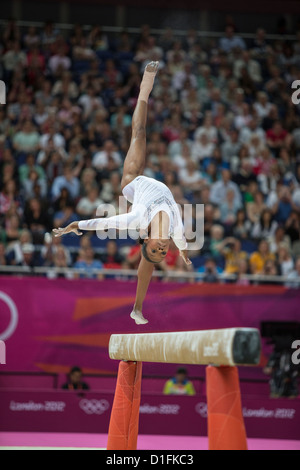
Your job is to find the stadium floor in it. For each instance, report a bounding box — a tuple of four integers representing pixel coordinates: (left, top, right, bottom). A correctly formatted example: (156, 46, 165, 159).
(0, 432, 300, 450)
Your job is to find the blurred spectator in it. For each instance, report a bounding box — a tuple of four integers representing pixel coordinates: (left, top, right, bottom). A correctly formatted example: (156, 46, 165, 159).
(51, 164, 80, 201)
(209, 224, 225, 258)
(48, 43, 71, 76)
(249, 239, 276, 274)
(277, 242, 294, 277)
(76, 187, 104, 218)
(19, 153, 46, 184)
(235, 258, 250, 285)
(39, 122, 65, 150)
(62, 366, 90, 391)
(271, 186, 298, 225)
(99, 171, 121, 203)
(0, 242, 8, 266)
(73, 246, 103, 279)
(210, 169, 242, 207)
(219, 188, 242, 226)
(178, 160, 204, 193)
(219, 25, 246, 53)
(286, 257, 300, 288)
(246, 190, 267, 225)
(12, 120, 40, 155)
(47, 245, 74, 279)
(92, 140, 122, 174)
(2, 40, 26, 77)
(269, 225, 291, 254)
(163, 367, 196, 395)
(101, 240, 124, 268)
(251, 208, 278, 239)
(16, 242, 37, 268)
(266, 120, 292, 157)
(3, 212, 21, 244)
(23, 25, 40, 49)
(41, 231, 71, 267)
(53, 203, 79, 233)
(198, 257, 222, 283)
(264, 347, 298, 398)
(285, 211, 300, 245)
(5, 229, 33, 265)
(24, 197, 52, 244)
(261, 258, 279, 281)
(219, 237, 248, 275)
(232, 209, 252, 239)
(191, 132, 215, 164)
(126, 242, 141, 269)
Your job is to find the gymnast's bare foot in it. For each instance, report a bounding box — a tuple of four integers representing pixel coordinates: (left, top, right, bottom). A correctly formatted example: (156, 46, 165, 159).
(130, 309, 149, 325)
(144, 61, 159, 74)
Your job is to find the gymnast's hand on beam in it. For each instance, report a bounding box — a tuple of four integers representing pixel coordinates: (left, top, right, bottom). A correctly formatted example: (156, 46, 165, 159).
(180, 249, 192, 265)
(52, 221, 83, 237)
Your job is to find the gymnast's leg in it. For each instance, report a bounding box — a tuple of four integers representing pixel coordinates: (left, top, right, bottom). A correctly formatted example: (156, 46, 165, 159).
(121, 61, 159, 191)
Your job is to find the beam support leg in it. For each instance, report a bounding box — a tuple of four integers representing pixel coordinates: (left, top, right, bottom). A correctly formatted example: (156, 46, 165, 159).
(206, 365, 248, 450)
(107, 361, 142, 450)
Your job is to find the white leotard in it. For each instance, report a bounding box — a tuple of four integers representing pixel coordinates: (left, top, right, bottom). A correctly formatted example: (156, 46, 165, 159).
(78, 175, 187, 251)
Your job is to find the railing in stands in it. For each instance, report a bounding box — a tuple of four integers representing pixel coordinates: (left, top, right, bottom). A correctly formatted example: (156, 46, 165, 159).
(0, 19, 297, 41)
(0, 265, 299, 285)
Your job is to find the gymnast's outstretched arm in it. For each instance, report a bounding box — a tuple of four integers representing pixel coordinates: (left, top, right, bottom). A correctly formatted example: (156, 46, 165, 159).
(52, 209, 141, 237)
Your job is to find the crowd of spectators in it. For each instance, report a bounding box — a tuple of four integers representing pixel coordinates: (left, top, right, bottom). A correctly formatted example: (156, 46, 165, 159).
(1, 18, 300, 284)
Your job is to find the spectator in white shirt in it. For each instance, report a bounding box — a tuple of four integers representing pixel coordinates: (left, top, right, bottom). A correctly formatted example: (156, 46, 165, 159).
(286, 257, 300, 288)
(78, 86, 104, 121)
(194, 114, 218, 144)
(76, 187, 104, 218)
(52, 71, 79, 100)
(48, 45, 71, 76)
(172, 61, 197, 91)
(172, 143, 193, 171)
(234, 102, 253, 130)
(40, 124, 65, 150)
(92, 140, 122, 171)
(168, 129, 193, 159)
(179, 159, 204, 192)
(277, 242, 294, 277)
(253, 91, 273, 122)
(191, 132, 215, 164)
(233, 50, 262, 84)
(2, 40, 27, 74)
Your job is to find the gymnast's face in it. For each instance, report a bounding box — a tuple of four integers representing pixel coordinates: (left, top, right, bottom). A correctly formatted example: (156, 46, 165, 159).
(144, 238, 170, 263)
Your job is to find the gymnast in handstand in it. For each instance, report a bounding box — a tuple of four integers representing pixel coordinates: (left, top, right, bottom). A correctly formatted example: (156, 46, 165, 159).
(53, 61, 191, 324)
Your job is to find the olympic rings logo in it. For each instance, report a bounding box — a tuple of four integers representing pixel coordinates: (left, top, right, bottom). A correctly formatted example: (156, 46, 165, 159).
(195, 402, 207, 418)
(79, 399, 110, 415)
(0, 291, 19, 341)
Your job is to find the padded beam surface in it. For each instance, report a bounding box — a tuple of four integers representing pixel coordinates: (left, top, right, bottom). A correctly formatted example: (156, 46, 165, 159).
(109, 328, 261, 366)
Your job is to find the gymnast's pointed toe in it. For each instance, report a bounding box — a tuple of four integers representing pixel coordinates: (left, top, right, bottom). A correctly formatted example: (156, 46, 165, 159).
(130, 310, 149, 325)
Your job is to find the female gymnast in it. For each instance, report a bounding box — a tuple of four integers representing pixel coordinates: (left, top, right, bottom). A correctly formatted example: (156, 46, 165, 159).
(53, 61, 191, 324)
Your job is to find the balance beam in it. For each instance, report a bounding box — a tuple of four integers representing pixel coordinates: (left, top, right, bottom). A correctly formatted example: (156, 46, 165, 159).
(109, 328, 261, 366)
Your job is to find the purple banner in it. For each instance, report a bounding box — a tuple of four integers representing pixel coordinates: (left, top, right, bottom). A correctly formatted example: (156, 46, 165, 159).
(0, 276, 300, 376)
(0, 390, 299, 440)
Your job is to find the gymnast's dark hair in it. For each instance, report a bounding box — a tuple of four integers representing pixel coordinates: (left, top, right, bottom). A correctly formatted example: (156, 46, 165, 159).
(138, 237, 156, 264)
